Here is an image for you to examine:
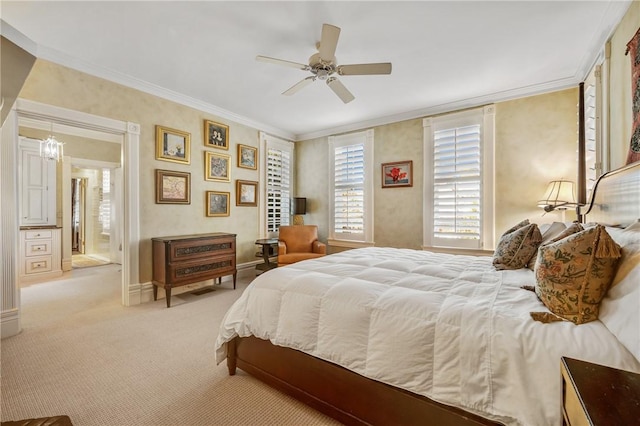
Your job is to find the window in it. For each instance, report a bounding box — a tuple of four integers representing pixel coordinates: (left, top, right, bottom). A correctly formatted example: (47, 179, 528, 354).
(259, 132, 294, 237)
(99, 168, 111, 234)
(423, 106, 495, 250)
(328, 130, 374, 246)
(582, 64, 603, 203)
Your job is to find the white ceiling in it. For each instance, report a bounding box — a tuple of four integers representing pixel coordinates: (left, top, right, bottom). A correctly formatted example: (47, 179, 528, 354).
(1, 1, 632, 141)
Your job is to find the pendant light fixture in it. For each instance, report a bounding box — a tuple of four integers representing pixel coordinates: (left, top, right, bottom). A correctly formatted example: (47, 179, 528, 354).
(40, 123, 64, 161)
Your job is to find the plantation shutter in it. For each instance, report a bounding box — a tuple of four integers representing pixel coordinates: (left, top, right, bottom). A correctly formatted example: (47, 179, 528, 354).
(432, 124, 482, 246)
(334, 143, 364, 235)
(266, 147, 291, 233)
(584, 80, 597, 199)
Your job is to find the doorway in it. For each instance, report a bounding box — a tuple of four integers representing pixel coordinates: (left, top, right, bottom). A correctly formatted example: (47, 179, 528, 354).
(70, 164, 120, 269)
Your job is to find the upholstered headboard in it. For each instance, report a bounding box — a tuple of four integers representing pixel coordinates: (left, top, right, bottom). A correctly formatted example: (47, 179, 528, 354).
(582, 161, 640, 226)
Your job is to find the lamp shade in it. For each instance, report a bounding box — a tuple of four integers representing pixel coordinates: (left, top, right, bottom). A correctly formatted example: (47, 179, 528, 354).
(538, 180, 576, 211)
(293, 197, 307, 215)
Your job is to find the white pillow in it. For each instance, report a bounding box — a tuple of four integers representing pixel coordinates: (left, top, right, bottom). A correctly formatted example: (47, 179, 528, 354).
(598, 225, 640, 360)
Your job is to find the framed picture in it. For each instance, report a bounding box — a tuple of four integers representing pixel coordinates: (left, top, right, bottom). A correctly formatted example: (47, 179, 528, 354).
(204, 120, 229, 150)
(156, 125, 190, 164)
(205, 152, 231, 182)
(236, 180, 258, 206)
(382, 160, 413, 188)
(155, 169, 191, 204)
(206, 191, 230, 217)
(237, 144, 258, 170)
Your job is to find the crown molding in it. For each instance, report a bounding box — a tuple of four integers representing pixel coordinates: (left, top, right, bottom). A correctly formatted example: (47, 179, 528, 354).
(295, 75, 580, 141)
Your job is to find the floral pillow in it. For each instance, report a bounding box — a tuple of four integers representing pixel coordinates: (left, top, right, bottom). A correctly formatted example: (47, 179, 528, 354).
(527, 222, 584, 269)
(532, 225, 621, 324)
(493, 219, 542, 270)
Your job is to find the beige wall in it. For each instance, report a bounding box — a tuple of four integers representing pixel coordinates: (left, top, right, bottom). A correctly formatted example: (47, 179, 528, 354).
(13, 0, 636, 283)
(495, 89, 579, 234)
(297, 89, 579, 251)
(608, 0, 639, 169)
(19, 60, 262, 283)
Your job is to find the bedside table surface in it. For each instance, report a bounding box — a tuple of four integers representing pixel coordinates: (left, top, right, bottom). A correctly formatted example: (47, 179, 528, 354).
(562, 357, 640, 425)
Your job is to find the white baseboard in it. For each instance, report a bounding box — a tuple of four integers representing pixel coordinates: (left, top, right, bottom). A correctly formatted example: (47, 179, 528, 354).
(1, 308, 21, 339)
(131, 260, 259, 305)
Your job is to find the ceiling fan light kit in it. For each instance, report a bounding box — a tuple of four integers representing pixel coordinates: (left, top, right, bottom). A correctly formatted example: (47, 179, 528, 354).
(256, 23, 392, 104)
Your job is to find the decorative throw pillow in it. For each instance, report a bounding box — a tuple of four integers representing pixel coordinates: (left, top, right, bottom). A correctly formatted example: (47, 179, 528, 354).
(493, 219, 542, 270)
(527, 222, 584, 269)
(532, 225, 621, 324)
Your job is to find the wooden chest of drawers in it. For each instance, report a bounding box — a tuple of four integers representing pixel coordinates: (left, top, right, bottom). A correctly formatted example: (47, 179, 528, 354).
(152, 233, 236, 308)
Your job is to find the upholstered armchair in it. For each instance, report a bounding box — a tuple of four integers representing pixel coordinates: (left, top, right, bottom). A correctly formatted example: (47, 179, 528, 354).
(277, 225, 326, 266)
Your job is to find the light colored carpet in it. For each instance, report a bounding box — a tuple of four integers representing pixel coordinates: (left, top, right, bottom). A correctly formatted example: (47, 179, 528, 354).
(0, 265, 340, 426)
(71, 254, 110, 269)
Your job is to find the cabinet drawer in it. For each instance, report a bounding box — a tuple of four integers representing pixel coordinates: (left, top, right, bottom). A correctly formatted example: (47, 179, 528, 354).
(25, 256, 53, 274)
(24, 229, 53, 240)
(169, 237, 236, 262)
(167, 254, 236, 285)
(25, 240, 52, 257)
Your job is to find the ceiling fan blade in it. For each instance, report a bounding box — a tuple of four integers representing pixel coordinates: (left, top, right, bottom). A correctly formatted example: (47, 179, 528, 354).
(318, 24, 340, 62)
(326, 77, 355, 104)
(337, 63, 392, 76)
(283, 76, 316, 96)
(256, 55, 310, 70)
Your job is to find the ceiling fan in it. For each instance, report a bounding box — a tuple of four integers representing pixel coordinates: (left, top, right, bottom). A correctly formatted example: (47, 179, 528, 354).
(256, 23, 392, 104)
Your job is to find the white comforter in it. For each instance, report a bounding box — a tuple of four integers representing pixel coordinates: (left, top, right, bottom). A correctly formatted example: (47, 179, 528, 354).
(215, 247, 640, 425)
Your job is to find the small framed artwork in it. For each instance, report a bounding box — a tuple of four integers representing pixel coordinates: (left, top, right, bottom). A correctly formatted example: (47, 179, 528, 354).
(205, 152, 231, 182)
(236, 180, 258, 206)
(155, 169, 191, 204)
(156, 125, 190, 164)
(204, 120, 229, 150)
(206, 191, 230, 217)
(237, 144, 258, 170)
(382, 160, 413, 188)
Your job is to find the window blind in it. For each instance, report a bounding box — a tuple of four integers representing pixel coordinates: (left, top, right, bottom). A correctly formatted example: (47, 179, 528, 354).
(334, 143, 364, 234)
(266, 147, 291, 233)
(584, 81, 597, 199)
(100, 169, 110, 233)
(433, 124, 481, 242)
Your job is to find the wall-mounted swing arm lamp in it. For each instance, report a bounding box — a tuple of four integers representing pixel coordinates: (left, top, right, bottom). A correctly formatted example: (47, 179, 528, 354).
(537, 179, 579, 220)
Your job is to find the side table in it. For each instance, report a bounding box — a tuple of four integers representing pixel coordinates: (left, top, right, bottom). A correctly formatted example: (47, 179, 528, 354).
(255, 238, 279, 274)
(560, 356, 640, 425)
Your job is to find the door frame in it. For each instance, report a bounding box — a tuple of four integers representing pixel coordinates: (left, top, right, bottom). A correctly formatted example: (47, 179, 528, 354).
(12, 99, 140, 307)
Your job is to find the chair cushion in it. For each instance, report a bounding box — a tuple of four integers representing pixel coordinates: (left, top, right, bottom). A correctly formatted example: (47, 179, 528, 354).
(279, 225, 319, 254)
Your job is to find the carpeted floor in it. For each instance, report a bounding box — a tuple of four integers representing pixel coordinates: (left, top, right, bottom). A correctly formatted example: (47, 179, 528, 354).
(0, 265, 340, 426)
(71, 254, 110, 269)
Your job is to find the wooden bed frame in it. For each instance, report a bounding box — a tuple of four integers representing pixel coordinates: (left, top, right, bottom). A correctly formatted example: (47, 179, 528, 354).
(226, 161, 640, 426)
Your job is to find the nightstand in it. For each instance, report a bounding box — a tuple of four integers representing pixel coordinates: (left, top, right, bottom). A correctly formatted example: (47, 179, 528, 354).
(255, 238, 278, 274)
(560, 356, 640, 425)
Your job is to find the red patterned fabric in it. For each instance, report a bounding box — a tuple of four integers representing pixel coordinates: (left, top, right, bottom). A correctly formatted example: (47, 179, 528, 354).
(626, 27, 640, 164)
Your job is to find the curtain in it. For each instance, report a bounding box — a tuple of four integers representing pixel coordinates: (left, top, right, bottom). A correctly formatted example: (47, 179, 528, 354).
(625, 27, 640, 165)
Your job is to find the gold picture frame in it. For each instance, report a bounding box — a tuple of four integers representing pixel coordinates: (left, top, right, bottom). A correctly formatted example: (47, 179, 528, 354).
(204, 120, 229, 150)
(205, 151, 231, 182)
(206, 191, 230, 217)
(236, 180, 258, 206)
(155, 125, 190, 164)
(155, 169, 191, 204)
(237, 144, 258, 170)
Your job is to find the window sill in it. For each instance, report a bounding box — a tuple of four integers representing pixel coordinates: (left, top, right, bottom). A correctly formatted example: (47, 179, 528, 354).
(328, 239, 375, 249)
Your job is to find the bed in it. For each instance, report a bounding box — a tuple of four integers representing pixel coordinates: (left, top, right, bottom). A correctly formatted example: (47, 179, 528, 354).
(215, 161, 640, 426)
